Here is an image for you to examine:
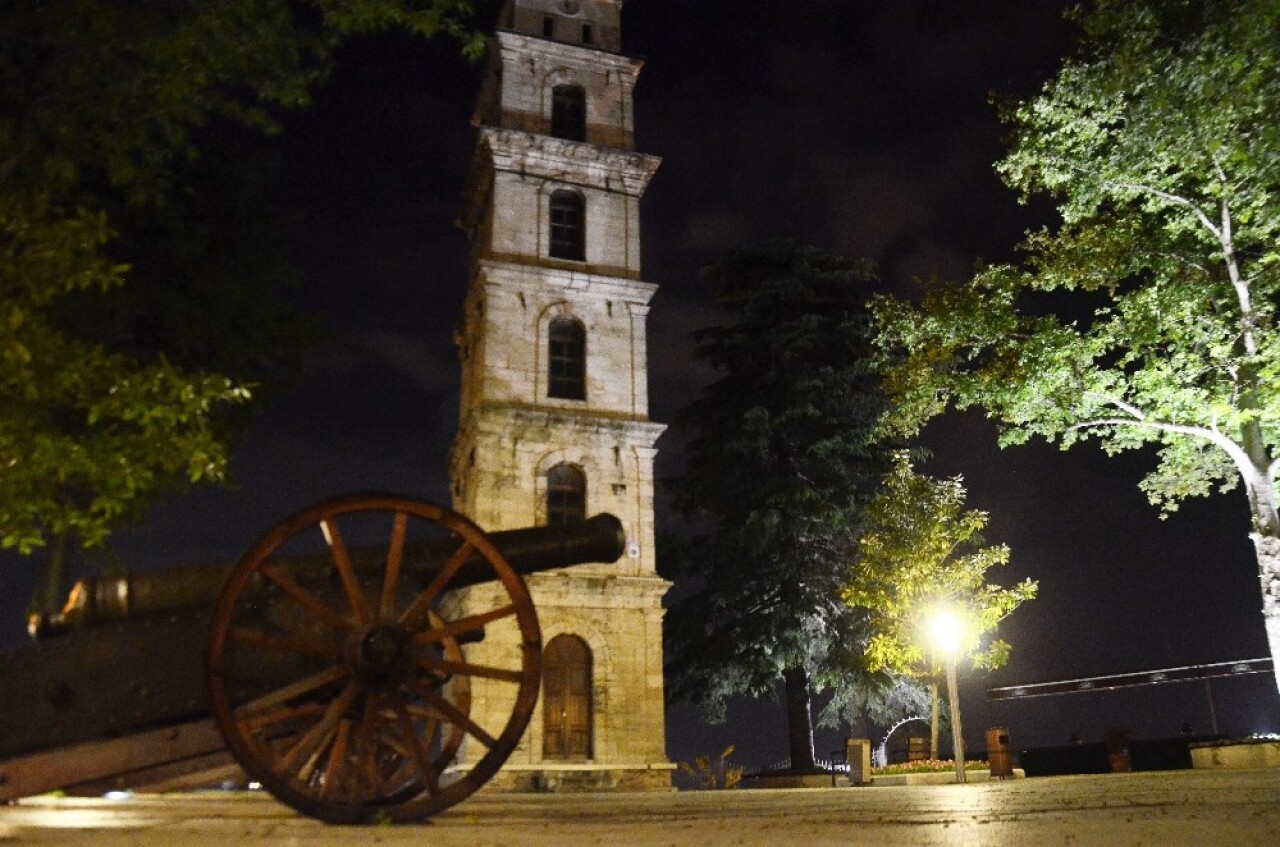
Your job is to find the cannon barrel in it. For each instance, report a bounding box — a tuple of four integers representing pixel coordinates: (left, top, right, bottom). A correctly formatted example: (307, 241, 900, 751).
(32, 513, 625, 637)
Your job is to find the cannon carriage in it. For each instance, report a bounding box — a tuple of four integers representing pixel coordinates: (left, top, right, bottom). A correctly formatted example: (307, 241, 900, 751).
(0, 494, 627, 823)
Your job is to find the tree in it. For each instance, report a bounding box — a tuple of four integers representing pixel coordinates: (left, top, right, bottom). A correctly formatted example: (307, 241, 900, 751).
(666, 240, 887, 773)
(871, 0, 1280, 691)
(0, 1, 482, 605)
(844, 451, 1037, 754)
(816, 674, 931, 744)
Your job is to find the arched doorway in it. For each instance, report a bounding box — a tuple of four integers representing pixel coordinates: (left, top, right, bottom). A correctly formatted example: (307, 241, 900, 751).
(543, 634, 593, 760)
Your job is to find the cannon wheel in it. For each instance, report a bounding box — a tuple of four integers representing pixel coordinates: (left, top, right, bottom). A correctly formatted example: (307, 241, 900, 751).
(206, 494, 541, 824)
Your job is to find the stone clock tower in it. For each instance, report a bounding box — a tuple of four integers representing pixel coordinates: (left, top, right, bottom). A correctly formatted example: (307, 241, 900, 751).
(449, 0, 672, 790)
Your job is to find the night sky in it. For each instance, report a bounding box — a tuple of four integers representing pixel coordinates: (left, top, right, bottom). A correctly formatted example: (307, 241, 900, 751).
(3, 0, 1278, 768)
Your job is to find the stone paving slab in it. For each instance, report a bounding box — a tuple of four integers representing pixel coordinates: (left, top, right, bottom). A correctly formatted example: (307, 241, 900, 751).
(1, 767, 1277, 846)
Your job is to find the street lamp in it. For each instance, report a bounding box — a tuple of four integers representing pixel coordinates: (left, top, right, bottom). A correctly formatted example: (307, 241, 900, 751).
(929, 608, 966, 784)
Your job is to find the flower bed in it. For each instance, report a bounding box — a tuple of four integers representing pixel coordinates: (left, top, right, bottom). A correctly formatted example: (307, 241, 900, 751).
(872, 759, 989, 776)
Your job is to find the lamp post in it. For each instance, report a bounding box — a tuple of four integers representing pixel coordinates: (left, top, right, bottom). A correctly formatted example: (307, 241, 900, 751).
(929, 608, 966, 784)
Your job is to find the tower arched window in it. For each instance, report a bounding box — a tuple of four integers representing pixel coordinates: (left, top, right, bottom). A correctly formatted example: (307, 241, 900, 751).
(546, 463, 586, 525)
(551, 85, 586, 141)
(548, 190, 585, 261)
(548, 316, 586, 400)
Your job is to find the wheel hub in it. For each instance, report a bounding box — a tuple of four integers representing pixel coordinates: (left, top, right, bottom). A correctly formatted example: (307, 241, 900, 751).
(354, 624, 410, 684)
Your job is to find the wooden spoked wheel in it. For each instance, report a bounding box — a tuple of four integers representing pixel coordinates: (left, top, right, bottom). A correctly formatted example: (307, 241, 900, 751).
(206, 494, 541, 824)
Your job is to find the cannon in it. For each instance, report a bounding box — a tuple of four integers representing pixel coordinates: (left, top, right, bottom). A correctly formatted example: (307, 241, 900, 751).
(0, 494, 626, 824)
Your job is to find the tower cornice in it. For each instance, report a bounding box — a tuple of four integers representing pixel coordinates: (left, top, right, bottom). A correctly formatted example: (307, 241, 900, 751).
(460, 404, 667, 440)
(476, 258, 657, 304)
(494, 28, 644, 71)
(482, 128, 660, 195)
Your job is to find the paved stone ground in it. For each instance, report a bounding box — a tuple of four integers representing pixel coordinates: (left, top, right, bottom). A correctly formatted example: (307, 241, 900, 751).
(1, 768, 1277, 846)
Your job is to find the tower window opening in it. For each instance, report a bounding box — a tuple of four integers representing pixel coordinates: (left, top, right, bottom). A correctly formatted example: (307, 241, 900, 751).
(582, 24, 593, 44)
(551, 85, 586, 141)
(543, 16, 555, 37)
(546, 463, 587, 525)
(549, 190, 585, 261)
(548, 316, 586, 400)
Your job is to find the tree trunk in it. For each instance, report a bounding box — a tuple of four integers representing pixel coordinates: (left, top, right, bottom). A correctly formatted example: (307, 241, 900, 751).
(1247, 494, 1280, 695)
(1240, 420, 1280, 695)
(944, 657, 966, 782)
(35, 531, 72, 617)
(782, 665, 816, 773)
(930, 677, 940, 760)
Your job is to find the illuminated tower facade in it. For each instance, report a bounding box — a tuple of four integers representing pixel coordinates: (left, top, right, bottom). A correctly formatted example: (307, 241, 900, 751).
(449, 0, 671, 790)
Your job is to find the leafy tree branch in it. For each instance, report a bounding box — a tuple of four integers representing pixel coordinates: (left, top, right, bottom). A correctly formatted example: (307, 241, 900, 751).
(872, 0, 1280, 692)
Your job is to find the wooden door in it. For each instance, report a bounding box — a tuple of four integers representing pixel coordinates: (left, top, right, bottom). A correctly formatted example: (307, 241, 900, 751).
(542, 634, 592, 760)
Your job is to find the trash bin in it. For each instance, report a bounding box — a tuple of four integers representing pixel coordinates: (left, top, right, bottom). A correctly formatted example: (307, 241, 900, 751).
(846, 738, 872, 785)
(907, 736, 931, 761)
(986, 727, 1014, 777)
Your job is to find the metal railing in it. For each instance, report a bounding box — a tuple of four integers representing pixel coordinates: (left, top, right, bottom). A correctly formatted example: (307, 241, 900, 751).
(744, 755, 848, 778)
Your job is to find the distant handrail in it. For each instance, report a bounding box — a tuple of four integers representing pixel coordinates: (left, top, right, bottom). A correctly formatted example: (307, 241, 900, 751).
(989, 658, 1273, 700)
(743, 755, 848, 778)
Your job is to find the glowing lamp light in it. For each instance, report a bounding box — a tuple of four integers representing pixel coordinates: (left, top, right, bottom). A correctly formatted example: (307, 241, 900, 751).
(928, 608, 964, 656)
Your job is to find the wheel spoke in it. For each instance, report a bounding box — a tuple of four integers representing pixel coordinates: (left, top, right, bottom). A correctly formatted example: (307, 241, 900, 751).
(238, 701, 326, 732)
(276, 680, 360, 780)
(409, 681, 498, 749)
(258, 564, 353, 633)
(354, 698, 384, 799)
(389, 691, 440, 794)
(320, 518, 371, 626)
(413, 604, 517, 645)
(401, 685, 455, 774)
(235, 665, 350, 720)
(380, 511, 409, 620)
(319, 718, 354, 799)
(398, 540, 474, 630)
(416, 654, 525, 684)
(402, 706, 444, 759)
(403, 702, 455, 745)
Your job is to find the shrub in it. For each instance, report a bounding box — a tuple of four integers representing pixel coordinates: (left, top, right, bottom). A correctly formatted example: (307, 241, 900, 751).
(678, 745, 745, 789)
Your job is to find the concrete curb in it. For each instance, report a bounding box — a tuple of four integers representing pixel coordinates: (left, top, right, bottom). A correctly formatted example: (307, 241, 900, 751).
(1190, 741, 1280, 770)
(868, 768, 1026, 786)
